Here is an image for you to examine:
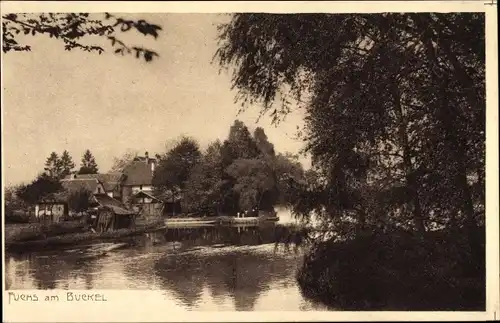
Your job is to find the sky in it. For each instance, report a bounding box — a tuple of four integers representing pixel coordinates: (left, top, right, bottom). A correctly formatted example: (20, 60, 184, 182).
(3, 13, 310, 186)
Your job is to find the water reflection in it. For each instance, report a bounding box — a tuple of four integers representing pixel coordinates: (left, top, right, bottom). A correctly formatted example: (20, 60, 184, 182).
(5, 222, 326, 311)
(7, 248, 105, 290)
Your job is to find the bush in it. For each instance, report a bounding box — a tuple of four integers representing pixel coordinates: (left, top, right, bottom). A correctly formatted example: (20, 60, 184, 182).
(4, 223, 46, 243)
(297, 227, 485, 310)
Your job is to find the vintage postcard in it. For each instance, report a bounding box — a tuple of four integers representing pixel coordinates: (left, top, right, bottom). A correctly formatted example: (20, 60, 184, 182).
(1, 1, 498, 322)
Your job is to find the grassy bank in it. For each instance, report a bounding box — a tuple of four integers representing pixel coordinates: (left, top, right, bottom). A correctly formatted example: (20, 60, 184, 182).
(296, 226, 485, 311)
(5, 221, 87, 243)
(5, 218, 165, 252)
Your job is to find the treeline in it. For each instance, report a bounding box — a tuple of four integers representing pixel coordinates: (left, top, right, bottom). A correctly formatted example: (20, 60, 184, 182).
(42, 149, 99, 179)
(152, 120, 306, 215)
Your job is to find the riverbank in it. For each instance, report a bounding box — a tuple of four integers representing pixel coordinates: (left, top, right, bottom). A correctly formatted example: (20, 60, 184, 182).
(296, 226, 485, 310)
(5, 215, 282, 252)
(5, 221, 87, 243)
(5, 218, 165, 252)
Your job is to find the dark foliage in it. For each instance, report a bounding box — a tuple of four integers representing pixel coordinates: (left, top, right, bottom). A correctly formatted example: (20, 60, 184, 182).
(297, 226, 485, 310)
(215, 12, 485, 309)
(153, 136, 202, 201)
(78, 149, 99, 174)
(68, 188, 92, 214)
(177, 120, 306, 215)
(43, 150, 75, 179)
(16, 173, 64, 205)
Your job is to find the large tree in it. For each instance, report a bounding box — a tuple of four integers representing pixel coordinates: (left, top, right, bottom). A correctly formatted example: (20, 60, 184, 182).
(225, 120, 261, 160)
(4, 185, 28, 216)
(215, 13, 485, 239)
(182, 140, 227, 214)
(67, 188, 93, 216)
(226, 158, 277, 211)
(2, 13, 161, 62)
(59, 150, 76, 178)
(215, 14, 486, 309)
(253, 127, 275, 157)
(43, 150, 76, 179)
(110, 150, 138, 173)
(43, 151, 62, 179)
(153, 136, 202, 199)
(16, 173, 64, 205)
(182, 123, 306, 215)
(78, 149, 99, 174)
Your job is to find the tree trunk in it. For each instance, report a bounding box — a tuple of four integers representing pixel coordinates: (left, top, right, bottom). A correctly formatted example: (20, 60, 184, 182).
(435, 77, 480, 260)
(413, 17, 479, 242)
(356, 207, 367, 236)
(391, 83, 426, 233)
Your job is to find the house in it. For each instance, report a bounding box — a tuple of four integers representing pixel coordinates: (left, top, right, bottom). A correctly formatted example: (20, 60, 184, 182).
(33, 173, 138, 225)
(130, 190, 163, 217)
(156, 190, 182, 216)
(92, 194, 137, 232)
(121, 152, 159, 209)
(34, 177, 104, 224)
(60, 175, 106, 196)
(58, 151, 182, 218)
(121, 152, 183, 216)
(122, 152, 157, 195)
(34, 195, 68, 224)
(59, 175, 115, 218)
(63, 173, 125, 199)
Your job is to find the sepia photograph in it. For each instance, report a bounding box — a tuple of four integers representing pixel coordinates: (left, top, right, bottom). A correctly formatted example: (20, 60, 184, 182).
(1, 1, 498, 320)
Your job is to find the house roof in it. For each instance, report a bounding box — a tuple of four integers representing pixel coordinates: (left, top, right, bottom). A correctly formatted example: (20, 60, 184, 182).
(122, 161, 154, 186)
(60, 178, 102, 193)
(37, 185, 98, 205)
(63, 173, 124, 192)
(132, 190, 163, 202)
(94, 194, 136, 216)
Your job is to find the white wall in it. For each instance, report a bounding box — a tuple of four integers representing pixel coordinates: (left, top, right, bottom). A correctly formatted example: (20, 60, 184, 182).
(95, 183, 105, 195)
(131, 185, 153, 194)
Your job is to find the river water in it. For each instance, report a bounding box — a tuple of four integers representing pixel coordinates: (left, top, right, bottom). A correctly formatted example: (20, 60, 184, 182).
(4, 209, 328, 311)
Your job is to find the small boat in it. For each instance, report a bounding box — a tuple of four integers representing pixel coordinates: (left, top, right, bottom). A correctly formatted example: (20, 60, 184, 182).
(165, 220, 217, 225)
(165, 217, 218, 226)
(219, 215, 280, 224)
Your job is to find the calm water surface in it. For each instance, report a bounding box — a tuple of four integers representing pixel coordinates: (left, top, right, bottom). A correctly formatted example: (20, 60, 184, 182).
(5, 209, 328, 311)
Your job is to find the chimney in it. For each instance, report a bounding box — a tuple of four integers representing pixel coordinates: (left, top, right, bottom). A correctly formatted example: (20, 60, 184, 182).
(145, 151, 149, 164)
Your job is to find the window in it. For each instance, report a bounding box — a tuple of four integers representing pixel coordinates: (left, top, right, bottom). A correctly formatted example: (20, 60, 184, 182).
(97, 187, 102, 194)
